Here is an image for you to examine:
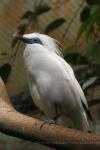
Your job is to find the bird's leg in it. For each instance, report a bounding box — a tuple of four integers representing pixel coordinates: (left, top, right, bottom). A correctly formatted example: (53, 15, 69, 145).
(53, 103, 64, 120)
(54, 104, 73, 129)
(40, 118, 55, 129)
(40, 103, 62, 129)
(42, 119, 55, 125)
(40, 106, 58, 129)
(41, 111, 55, 124)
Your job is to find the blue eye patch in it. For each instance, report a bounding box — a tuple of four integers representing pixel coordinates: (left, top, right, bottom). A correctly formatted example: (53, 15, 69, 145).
(23, 37, 43, 45)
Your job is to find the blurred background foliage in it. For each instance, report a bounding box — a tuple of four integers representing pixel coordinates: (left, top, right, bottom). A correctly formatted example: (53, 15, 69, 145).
(0, 0, 100, 149)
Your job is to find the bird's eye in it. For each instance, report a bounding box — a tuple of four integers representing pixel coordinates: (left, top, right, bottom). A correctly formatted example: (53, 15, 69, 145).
(22, 37, 43, 45)
(32, 37, 43, 45)
(34, 38, 39, 42)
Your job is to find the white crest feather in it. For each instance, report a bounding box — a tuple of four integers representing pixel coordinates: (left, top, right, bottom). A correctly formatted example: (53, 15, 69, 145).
(23, 32, 63, 56)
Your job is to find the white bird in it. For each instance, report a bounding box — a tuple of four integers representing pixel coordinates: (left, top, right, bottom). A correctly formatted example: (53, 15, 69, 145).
(19, 32, 92, 131)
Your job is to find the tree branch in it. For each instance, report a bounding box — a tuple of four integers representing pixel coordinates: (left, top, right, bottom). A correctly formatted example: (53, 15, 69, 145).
(0, 77, 100, 150)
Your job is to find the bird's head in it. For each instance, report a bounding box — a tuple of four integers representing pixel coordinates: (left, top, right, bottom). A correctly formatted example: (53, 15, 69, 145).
(17, 32, 63, 56)
(19, 33, 43, 45)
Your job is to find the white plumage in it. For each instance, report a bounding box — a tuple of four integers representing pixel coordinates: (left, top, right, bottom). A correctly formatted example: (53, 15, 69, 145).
(21, 32, 91, 131)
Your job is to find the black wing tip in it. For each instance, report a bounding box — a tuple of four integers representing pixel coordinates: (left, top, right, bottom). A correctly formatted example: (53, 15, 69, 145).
(81, 100, 93, 122)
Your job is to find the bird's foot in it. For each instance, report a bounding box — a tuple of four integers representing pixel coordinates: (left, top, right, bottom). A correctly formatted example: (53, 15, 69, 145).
(40, 119, 55, 129)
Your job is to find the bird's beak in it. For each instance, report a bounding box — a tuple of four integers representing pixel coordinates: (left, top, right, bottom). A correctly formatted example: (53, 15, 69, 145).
(16, 35, 27, 43)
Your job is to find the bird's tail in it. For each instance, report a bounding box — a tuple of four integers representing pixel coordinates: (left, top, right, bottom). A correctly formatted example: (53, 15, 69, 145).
(57, 112, 90, 132)
(81, 111, 90, 131)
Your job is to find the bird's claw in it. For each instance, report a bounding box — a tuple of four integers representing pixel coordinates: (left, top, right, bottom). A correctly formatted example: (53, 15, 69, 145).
(40, 119, 55, 129)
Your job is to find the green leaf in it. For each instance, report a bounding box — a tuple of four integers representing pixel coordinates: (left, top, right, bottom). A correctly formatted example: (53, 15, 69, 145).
(91, 5, 100, 28)
(77, 4, 100, 41)
(76, 17, 93, 41)
(86, 0, 100, 6)
(80, 6, 90, 22)
(85, 40, 100, 64)
(95, 12, 100, 28)
(82, 76, 97, 90)
(21, 11, 35, 19)
(35, 4, 51, 16)
(0, 64, 11, 83)
(64, 52, 89, 65)
(63, 44, 76, 56)
(91, 4, 98, 14)
(44, 18, 65, 34)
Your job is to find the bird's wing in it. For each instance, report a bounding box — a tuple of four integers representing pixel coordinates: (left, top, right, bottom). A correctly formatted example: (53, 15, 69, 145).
(56, 55, 92, 121)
